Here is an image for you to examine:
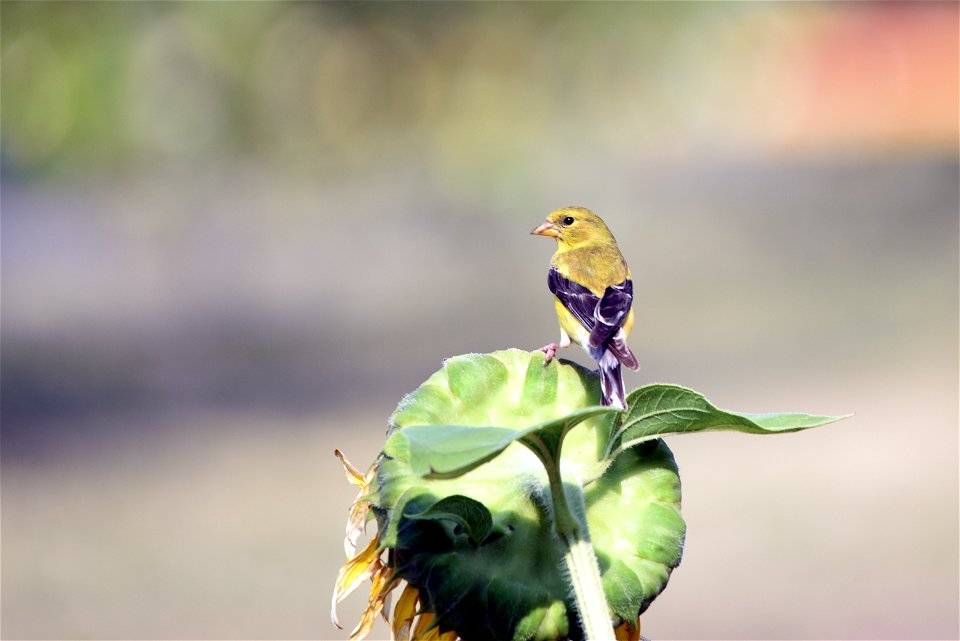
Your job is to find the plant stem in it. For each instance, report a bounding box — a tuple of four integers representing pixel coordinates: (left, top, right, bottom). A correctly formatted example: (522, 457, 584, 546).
(523, 434, 615, 640)
(561, 531, 615, 641)
(541, 448, 581, 539)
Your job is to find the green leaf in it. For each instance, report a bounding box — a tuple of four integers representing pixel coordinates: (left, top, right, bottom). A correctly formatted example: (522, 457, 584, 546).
(614, 384, 847, 453)
(405, 495, 494, 546)
(384, 425, 520, 479)
(741, 411, 852, 430)
(385, 405, 617, 480)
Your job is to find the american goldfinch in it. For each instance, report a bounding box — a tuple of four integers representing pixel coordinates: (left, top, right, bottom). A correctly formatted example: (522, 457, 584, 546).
(531, 206, 640, 409)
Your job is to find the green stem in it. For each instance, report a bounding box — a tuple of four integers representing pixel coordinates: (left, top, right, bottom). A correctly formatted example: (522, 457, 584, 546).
(561, 531, 615, 641)
(541, 450, 580, 538)
(524, 435, 614, 640)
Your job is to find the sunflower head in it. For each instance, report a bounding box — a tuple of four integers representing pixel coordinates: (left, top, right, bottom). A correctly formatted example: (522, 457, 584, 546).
(332, 350, 685, 640)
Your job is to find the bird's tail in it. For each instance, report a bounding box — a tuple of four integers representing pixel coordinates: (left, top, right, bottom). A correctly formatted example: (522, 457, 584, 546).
(598, 350, 626, 409)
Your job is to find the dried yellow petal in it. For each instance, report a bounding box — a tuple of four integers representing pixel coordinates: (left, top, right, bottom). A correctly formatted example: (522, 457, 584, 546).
(332, 538, 381, 629)
(335, 449, 366, 487)
(391, 583, 420, 641)
(349, 565, 401, 640)
(412, 611, 436, 640)
(344, 498, 371, 558)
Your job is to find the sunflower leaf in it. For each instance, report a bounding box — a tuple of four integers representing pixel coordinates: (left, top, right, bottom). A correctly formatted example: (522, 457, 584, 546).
(385, 405, 617, 480)
(613, 384, 848, 455)
(405, 495, 495, 546)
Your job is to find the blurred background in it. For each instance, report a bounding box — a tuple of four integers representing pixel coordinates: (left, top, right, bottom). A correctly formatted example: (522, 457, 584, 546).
(2, 2, 957, 640)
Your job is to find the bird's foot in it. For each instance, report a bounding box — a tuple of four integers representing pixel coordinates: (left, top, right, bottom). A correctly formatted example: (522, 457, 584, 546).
(539, 342, 561, 365)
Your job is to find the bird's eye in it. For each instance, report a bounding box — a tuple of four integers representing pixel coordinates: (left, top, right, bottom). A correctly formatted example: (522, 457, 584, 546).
(562, 216, 575, 225)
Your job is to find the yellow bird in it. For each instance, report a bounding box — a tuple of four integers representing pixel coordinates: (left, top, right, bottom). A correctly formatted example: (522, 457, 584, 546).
(531, 206, 640, 409)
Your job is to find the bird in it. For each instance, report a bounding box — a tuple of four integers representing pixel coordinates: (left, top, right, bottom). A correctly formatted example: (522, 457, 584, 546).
(531, 206, 640, 409)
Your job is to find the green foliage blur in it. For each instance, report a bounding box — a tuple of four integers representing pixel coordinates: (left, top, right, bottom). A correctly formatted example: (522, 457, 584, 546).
(5, 2, 692, 180)
(6, 2, 952, 188)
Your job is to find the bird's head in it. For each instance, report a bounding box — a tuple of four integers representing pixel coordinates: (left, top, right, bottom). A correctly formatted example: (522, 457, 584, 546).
(530, 206, 614, 250)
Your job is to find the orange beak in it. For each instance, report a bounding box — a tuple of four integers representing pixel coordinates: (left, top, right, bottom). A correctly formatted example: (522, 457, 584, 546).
(530, 220, 560, 237)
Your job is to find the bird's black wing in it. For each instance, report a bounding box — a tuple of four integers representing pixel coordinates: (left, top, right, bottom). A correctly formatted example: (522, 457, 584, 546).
(548, 267, 634, 357)
(547, 267, 599, 333)
(588, 278, 633, 351)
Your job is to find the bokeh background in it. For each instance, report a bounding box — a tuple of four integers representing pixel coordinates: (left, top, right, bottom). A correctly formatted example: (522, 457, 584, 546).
(2, 2, 957, 640)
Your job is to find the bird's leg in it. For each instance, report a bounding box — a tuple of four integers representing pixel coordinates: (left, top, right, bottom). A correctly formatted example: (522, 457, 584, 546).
(540, 342, 562, 363)
(540, 330, 571, 365)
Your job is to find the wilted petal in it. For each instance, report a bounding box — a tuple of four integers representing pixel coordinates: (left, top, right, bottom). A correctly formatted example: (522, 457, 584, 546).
(391, 583, 420, 641)
(335, 449, 367, 487)
(337, 449, 378, 559)
(348, 566, 384, 640)
(349, 565, 401, 640)
(411, 611, 437, 640)
(332, 538, 381, 629)
(345, 498, 371, 558)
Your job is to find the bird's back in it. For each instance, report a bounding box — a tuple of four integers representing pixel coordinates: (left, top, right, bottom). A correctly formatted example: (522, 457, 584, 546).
(551, 244, 630, 297)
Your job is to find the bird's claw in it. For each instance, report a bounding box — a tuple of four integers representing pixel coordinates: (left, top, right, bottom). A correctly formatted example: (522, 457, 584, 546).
(539, 342, 561, 365)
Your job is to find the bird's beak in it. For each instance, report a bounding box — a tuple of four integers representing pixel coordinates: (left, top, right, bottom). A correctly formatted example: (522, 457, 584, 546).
(530, 220, 560, 237)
